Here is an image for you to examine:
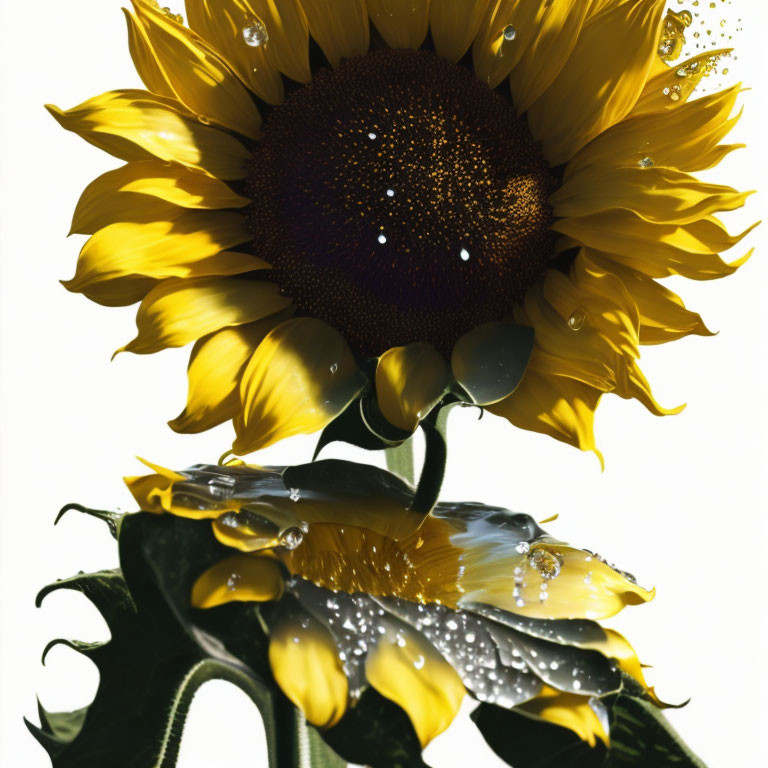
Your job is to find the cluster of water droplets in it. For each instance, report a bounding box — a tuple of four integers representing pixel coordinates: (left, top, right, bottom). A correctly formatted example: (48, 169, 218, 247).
(283, 577, 622, 709)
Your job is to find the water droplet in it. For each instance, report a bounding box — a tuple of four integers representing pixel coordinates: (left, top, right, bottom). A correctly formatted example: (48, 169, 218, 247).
(386, 188, 395, 197)
(378, 233, 387, 244)
(573, 679, 582, 691)
(368, 131, 377, 140)
(503, 25, 516, 41)
(242, 18, 268, 47)
(584, 571, 593, 585)
(278, 526, 303, 550)
(329, 363, 338, 374)
(515, 598, 525, 608)
(515, 541, 531, 554)
(226, 573, 241, 591)
(550, 661, 560, 671)
(396, 636, 407, 648)
(528, 549, 561, 580)
(459, 248, 470, 261)
(568, 308, 586, 331)
(413, 654, 425, 670)
(637, 156, 654, 168)
(289, 487, 301, 502)
(446, 619, 459, 631)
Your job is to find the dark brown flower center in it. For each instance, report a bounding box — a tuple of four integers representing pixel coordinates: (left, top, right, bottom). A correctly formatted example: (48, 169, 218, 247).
(247, 49, 555, 357)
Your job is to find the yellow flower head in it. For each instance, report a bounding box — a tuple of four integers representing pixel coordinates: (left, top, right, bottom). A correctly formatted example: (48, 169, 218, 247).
(50, 0, 755, 458)
(126, 458, 658, 746)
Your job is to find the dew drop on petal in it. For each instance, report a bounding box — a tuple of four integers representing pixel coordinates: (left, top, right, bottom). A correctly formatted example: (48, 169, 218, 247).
(528, 549, 562, 580)
(503, 25, 516, 41)
(567, 308, 586, 331)
(515, 541, 531, 555)
(289, 487, 301, 502)
(460, 248, 470, 261)
(378, 233, 387, 244)
(226, 573, 241, 591)
(242, 18, 268, 47)
(637, 156, 654, 168)
(278, 526, 304, 549)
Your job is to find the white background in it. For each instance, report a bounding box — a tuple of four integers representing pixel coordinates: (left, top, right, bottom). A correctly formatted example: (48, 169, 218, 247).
(1, 1, 766, 766)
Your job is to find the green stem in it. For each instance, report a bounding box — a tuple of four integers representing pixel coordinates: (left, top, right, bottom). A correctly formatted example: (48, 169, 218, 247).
(384, 439, 415, 484)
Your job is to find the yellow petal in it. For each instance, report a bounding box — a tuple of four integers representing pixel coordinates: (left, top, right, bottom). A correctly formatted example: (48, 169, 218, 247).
(191, 554, 284, 607)
(488, 361, 603, 460)
(507, 0, 591, 113)
(472, 0, 543, 89)
(367, 0, 430, 50)
(632, 49, 733, 116)
(247, 0, 312, 83)
(124, 8, 175, 98)
(46, 90, 250, 179)
(118, 277, 291, 355)
(518, 687, 609, 747)
(429, 0, 490, 62)
(64, 212, 252, 305)
(451, 321, 534, 406)
(375, 343, 449, 432)
(586, 251, 714, 345)
(300, 0, 369, 68)
(565, 85, 743, 178)
(131, 1, 263, 137)
(184, 0, 284, 104)
(527, 0, 666, 165)
(461, 539, 653, 620)
(124, 462, 186, 512)
(235, 318, 367, 454)
(70, 160, 250, 235)
(170, 310, 293, 433)
(551, 165, 752, 226)
(553, 211, 758, 280)
(269, 611, 348, 728)
(365, 623, 464, 746)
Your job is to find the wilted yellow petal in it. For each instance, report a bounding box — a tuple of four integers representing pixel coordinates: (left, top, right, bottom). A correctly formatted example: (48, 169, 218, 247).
(553, 211, 758, 280)
(565, 85, 743, 178)
(586, 251, 714, 345)
(46, 90, 250, 179)
(269, 612, 348, 728)
(375, 343, 449, 432)
(366, 624, 464, 746)
(488, 360, 603, 461)
(632, 49, 733, 116)
(118, 277, 291, 355)
(234, 318, 366, 454)
(551, 166, 752, 226)
(191, 554, 284, 607)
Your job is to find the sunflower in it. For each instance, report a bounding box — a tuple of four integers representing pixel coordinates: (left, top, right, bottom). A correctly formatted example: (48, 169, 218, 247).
(126, 457, 659, 747)
(49, 0, 755, 459)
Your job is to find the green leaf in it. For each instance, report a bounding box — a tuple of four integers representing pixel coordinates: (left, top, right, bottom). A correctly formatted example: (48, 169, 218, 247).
(29, 508, 431, 768)
(471, 675, 707, 768)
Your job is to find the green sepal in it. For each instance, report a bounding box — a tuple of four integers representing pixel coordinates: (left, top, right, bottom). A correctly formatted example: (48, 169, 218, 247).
(28, 507, 427, 768)
(55, 503, 123, 538)
(471, 673, 707, 768)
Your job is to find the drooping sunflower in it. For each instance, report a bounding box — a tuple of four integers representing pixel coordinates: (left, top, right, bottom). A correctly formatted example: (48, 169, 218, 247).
(49, 0, 755, 459)
(126, 458, 659, 748)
